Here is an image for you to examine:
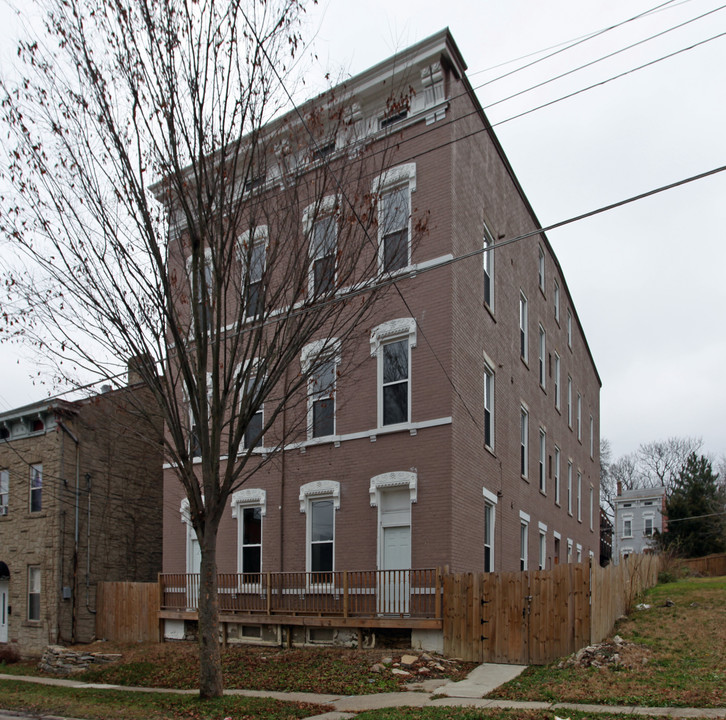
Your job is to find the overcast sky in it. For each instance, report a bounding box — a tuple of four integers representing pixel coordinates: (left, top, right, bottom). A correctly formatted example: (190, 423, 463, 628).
(0, 0, 724, 463)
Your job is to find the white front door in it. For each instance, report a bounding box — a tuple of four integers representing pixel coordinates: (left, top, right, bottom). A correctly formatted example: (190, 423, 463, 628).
(187, 531, 201, 609)
(0, 580, 8, 643)
(378, 488, 411, 614)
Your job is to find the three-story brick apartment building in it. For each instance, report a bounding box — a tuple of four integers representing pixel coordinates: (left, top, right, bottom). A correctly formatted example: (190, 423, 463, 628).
(160, 29, 601, 647)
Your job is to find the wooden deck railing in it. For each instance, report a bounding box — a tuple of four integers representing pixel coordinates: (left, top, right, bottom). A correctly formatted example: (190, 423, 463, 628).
(159, 568, 441, 619)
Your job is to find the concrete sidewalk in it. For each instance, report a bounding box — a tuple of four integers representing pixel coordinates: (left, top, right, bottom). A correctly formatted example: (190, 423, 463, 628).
(2, 666, 726, 719)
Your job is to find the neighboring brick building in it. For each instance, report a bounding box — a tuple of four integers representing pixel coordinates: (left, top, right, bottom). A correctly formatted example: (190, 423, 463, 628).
(0, 383, 162, 655)
(161, 30, 601, 643)
(613, 486, 667, 560)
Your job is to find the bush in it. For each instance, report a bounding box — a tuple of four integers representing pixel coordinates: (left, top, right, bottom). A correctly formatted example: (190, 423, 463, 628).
(0, 644, 20, 665)
(658, 570, 677, 584)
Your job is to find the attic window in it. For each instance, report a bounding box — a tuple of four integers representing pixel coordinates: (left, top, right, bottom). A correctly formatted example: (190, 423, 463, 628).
(313, 141, 336, 161)
(32, 419, 44, 432)
(244, 172, 266, 194)
(0, 428, 8, 440)
(379, 109, 408, 129)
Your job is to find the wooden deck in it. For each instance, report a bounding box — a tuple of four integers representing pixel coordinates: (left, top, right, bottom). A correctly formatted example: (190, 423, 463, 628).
(159, 568, 442, 630)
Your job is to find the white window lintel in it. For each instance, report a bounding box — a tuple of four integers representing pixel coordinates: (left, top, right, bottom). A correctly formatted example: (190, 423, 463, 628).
(370, 318, 417, 356)
(372, 162, 416, 194)
(301, 338, 341, 370)
(519, 510, 530, 523)
(231, 488, 267, 518)
(482, 487, 499, 505)
(369, 471, 417, 507)
(299, 480, 340, 513)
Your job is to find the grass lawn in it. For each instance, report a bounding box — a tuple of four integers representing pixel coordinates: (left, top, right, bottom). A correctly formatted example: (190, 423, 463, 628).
(488, 576, 726, 707)
(0, 678, 325, 720)
(1, 644, 475, 695)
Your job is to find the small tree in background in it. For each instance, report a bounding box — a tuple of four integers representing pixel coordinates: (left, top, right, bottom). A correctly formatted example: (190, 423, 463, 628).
(664, 453, 726, 557)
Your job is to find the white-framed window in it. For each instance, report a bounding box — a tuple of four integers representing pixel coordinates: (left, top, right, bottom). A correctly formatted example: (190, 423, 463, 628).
(371, 318, 417, 428)
(567, 461, 573, 515)
(590, 415, 594, 458)
(379, 186, 410, 272)
(300, 481, 340, 582)
(567, 309, 572, 349)
(538, 526, 547, 570)
(538, 245, 545, 292)
(577, 393, 582, 441)
(0, 468, 8, 514)
(30, 463, 42, 513)
(554, 353, 561, 410)
(577, 471, 582, 522)
(304, 197, 338, 297)
(483, 487, 498, 573)
(483, 364, 494, 449)
(520, 406, 529, 478)
(554, 280, 560, 323)
(186, 247, 214, 335)
(302, 338, 341, 440)
(373, 164, 416, 274)
(483, 223, 494, 310)
(554, 446, 561, 505)
(576, 544, 582, 563)
(243, 374, 264, 450)
(520, 512, 530, 571)
(644, 514, 655, 536)
(623, 517, 632, 538)
(567, 376, 573, 428)
(28, 566, 41, 621)
(519, 291, 528, 362)
(538, 325, 546, 388)
(590, 486, 594, 530)
(231, 489, 266, 579)
(567, 538, 573, 563)
(553, 532, 561, 565)
(238, 226, 268, 319)
(188, 373, 213, 457)
(539, 428, 546, 494)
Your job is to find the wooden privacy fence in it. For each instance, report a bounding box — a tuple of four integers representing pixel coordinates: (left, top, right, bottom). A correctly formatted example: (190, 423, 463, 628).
(96, 581, 160, 643)
(444, 553, 660, 664)
(677, 553, 726, 577)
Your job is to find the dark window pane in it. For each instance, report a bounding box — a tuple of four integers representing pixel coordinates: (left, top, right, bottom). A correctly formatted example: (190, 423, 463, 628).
(313, 397, 334, 437)
(242, 545, 261, 575)
(29, 594, 40, 621)
(383, 340, 407, 383)
(245, 281, 261, 317)
(244, 411, 263, 449)
(314, 255, 335, 294)
(383, 383, 408, 425)
(311, 500, 333, 542)
(311, 542, 333, 573)
(484, 546, 491, 573)
(31, 490, 42, 513)
(383, 229, 407, 272)
(242, 507, 262, 545)
(484, 409, 491, 447)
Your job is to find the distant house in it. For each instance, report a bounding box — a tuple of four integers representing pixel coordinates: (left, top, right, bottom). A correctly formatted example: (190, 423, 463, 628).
(0, 378, 162, 655)
(159, 29, 601, 647)
(613, 486, 667, 559)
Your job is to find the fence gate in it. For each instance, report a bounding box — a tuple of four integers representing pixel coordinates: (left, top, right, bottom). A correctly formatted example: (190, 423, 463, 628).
(443, 564, 591, 664)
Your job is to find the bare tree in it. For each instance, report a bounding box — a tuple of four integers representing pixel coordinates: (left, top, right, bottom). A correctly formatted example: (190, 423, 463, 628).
(0, 0, 411, 697)
(638, 437, 703, 495)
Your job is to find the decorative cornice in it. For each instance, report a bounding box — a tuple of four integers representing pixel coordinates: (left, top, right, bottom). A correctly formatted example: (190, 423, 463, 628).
(230, 488, 267, 517)
(369, 471, 417, 507)
(299, 480, 340, 512)
(370, 317, 417, 356)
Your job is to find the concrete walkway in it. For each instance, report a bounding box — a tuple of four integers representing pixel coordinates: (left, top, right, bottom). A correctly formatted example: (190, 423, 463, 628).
(2, 666, 726, 719)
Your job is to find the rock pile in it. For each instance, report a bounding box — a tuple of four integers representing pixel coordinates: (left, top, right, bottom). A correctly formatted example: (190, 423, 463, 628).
(38, 645, 122, 675)
(558, 635, 650, 670)
(370, 652, 467, 680)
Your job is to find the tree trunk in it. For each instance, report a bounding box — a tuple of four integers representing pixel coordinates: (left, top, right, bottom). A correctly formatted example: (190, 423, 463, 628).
(198, 527, 223, 699)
